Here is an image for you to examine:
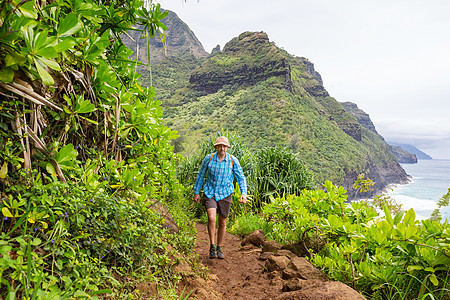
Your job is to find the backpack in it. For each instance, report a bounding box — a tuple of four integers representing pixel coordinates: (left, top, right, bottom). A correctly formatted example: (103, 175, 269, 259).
(208, 152, 233, 168)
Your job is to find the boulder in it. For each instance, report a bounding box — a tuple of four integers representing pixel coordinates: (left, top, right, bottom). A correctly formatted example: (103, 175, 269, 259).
(262, 240, 283, 253)
(282, 278, 306, 292)
(282, 257, 328, 281)
(259, 251, 273, 260)
(276, 280, 366, 300)
(265, 255, 290, 272)
(241, 230, 266, 247)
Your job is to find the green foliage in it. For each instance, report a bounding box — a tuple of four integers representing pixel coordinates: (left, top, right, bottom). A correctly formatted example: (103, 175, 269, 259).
(243, 181, 450, 299)
(228, 212, 266, 236)
(0, 171, 195, 298)
(431, 188, 450, 221)
(0, 0, 196, 298)
(252, 146, 315, 207)
(176, 132, 315, 215)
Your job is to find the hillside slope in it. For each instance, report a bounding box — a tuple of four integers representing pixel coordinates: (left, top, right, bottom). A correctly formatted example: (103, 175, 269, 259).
(157, 31, 408, 197)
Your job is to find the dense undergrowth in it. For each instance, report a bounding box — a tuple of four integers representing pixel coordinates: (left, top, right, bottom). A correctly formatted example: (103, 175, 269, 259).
(0, 0, 201, 298)
(229, 183, 450, 299)
(179, 132, 450, 300)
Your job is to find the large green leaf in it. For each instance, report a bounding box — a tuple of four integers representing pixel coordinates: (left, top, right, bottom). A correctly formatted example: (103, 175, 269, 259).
(53, 37, 77, 53)
(36, 47, 58, 59)
(55, 144, 78, 168)
(403, 209, 416, 226)
(34, 58, 54, 86)
(0, 162, 8, 179)
(0, 67, 14, 83)
(18, 1, 37, 19)
(75, 100, 96, 114)
(58, 13, 83, 37)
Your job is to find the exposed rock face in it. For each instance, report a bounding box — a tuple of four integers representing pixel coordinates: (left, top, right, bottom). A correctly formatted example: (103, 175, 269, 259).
(339, 101, 410, 197)
(317, 98, 362, 141)
(340, 101, 380, 136)
(390, 145, 418, 164)
(189, 32, 292, 94)
(122, 10, 209, 64)
(389, 142, 433, 160)
(342, 160, 409, 199)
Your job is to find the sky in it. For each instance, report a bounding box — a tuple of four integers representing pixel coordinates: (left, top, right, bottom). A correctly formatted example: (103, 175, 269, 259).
(158, 0, 450, 159)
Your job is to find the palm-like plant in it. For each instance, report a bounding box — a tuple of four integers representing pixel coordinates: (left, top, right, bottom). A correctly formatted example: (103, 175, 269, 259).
(252, 146, 315, 207)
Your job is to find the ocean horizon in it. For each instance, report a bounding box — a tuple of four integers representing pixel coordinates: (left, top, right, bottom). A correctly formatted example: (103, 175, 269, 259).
(387, 159, 450, 221)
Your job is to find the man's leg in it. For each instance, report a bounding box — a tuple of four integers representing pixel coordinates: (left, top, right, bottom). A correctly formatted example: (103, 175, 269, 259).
(206, 207, 218, 258)
(206, 207, 217, 245)
(217, 214, 227, 247)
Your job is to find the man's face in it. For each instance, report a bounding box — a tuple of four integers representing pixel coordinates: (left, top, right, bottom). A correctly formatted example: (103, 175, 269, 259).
(215, 144, 228, 156)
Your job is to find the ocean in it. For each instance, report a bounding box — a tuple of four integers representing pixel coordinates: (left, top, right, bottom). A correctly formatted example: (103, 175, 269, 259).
(387, 159, 450, 221)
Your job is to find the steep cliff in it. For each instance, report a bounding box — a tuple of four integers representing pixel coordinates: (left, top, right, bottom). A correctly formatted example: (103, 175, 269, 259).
(189, 32, 292, 94)
(122, 10, 209, 64)
(389, 145, 418, 163)
(341, 101, 418, 165)
(158, 31, 408, 197)
(340, 101, 380, 136)
(389, 142, 433, 160)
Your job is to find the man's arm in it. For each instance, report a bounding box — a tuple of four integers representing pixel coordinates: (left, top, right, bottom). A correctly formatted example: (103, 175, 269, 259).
(193, 154, 211, 202)
(231, 155, 247, 203)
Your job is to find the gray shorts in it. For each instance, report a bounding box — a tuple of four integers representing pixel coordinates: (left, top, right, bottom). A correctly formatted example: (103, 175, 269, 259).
(203, 194, 232, 218)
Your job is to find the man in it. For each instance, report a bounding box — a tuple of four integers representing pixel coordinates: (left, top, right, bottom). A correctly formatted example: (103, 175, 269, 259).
(193, 136, 247, 259)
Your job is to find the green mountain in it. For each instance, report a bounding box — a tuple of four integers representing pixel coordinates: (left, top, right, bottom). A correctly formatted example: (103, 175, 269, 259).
(389, 142, 433, 160)
(138, 13, 408, 197)
(122, 10, 208, 64)
(389, 145, 418, 164)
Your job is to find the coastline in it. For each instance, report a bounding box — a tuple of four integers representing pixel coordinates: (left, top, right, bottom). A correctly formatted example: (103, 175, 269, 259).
(385, 160, 450, 221)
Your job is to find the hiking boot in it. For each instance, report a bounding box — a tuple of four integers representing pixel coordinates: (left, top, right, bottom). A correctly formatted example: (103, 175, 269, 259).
(217, 246, 224, 259)
(209, 244, 217, 259)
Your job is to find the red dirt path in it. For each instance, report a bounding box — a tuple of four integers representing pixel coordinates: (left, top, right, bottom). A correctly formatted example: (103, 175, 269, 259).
(194, 223, 282, 299)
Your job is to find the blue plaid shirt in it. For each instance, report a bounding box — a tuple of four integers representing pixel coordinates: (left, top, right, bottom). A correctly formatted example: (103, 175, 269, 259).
(194, 152, 247, 201)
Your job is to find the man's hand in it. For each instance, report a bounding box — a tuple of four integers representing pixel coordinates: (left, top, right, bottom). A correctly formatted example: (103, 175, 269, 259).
(193, 194, 201, 203)
(240, 194, 247, 204)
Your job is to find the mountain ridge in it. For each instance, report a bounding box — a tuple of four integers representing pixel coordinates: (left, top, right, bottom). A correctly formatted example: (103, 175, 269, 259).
(388, 142, 433, 160)
(136, 12, 408, 197)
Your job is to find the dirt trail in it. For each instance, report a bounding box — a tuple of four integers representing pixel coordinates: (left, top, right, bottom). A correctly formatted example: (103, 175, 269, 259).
(194, 223, 282, 299)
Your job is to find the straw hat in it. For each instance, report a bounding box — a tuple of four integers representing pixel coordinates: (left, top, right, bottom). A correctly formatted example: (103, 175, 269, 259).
(214, 136, 230, 148)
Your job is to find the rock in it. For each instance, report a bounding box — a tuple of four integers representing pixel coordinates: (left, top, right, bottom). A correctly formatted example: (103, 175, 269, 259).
(265, 255, 290, 272)
(259, 251, 273, 260)
(189, 32, 292, 95)
(282, 257, 328, 281)
(268, 270, 281, 280)
(275, 249, 297, 259)
(262, 240, 283, 253)
(241, 230, 266, 247)
(281, 243, 308, 257)
(276, 280, 366, 300)
(282, 278, 305, 292)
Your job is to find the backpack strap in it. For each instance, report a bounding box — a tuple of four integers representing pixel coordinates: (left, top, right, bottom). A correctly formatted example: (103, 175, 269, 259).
(208, 152, 233, 167)
(208, 152, 215, 164)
